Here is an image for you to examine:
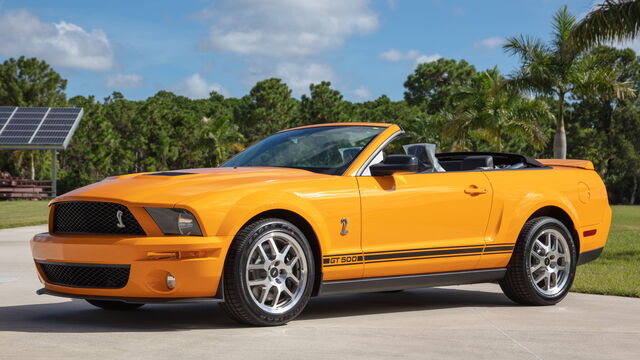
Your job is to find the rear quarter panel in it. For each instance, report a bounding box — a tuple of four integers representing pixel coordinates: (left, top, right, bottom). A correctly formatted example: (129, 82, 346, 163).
(478, 166, 610, 269)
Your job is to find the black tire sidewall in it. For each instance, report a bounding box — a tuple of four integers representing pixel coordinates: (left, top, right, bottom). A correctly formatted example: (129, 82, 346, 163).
(521, 218, 577, 303)
(229, 219, 315, 325)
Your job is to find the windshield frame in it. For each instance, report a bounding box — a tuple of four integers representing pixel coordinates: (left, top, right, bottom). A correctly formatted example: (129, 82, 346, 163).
(221, 125, 386, 176)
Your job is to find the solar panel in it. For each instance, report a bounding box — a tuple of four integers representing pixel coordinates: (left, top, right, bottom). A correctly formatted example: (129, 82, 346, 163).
(0, 106, 83, 149)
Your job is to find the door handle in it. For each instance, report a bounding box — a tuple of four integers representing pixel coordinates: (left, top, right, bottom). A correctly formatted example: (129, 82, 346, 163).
(464, 185, 488, 195)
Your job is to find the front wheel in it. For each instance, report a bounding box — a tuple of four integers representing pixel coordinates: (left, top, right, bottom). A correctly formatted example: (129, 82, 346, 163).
(500, 216, 577, 306)
(219, 218, 315, 326)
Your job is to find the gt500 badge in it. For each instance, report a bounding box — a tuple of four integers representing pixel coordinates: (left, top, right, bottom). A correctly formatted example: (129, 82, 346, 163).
(323, 255, 363, 266)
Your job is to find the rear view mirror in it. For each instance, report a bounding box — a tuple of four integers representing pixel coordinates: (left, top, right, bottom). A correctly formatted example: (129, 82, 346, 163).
(370, 155, 418, 176)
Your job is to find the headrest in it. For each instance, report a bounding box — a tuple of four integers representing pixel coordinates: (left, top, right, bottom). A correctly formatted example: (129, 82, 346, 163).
(461, 155, 494, 170)
(403, 143, 445, 172)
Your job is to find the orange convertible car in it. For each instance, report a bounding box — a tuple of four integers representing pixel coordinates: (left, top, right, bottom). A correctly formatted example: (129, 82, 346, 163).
(31, 123, 610, 326)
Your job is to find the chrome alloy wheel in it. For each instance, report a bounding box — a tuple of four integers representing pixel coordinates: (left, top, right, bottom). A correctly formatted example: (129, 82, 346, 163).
(245, 231, 308, 314)
(528, 229, 572, 296)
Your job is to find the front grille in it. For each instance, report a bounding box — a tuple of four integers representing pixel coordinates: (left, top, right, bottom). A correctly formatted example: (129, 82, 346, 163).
(53, 201, 145, 235)
(37, 261, 130, 289)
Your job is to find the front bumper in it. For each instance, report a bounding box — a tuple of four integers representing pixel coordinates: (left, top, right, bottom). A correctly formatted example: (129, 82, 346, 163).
(30, 232, 232, 300)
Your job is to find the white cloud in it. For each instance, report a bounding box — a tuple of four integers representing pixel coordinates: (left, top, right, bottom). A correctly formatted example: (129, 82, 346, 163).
(199, 0, 378, 57)
(353, 86, 373, 100)
(415, 53, 442, 65)
(379, 49, 441, 65)
(474, 36, 505, 50)
(171, 73, 230, 98)
(107, 74, 144, 89)
(0, 9, 114, 70)
(246, 62, 337, 96)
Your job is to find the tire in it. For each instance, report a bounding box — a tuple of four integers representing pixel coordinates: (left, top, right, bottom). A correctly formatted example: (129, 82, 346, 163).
(500, 216, 577, 306)
(85, 299, 144, 311)
(219, 218, 315, 326)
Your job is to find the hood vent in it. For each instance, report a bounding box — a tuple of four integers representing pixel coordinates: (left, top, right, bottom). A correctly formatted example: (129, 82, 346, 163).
(146, 171, 196, 176)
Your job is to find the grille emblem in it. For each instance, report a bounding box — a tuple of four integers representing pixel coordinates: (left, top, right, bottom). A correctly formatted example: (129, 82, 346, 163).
(116, 210, 126, 228)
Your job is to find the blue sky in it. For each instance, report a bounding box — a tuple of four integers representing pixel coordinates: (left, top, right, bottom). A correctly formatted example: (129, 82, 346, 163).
(0, 0, 602, 102)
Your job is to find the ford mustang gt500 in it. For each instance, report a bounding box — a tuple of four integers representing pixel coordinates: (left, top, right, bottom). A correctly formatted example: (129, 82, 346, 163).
(31, 122, 610, 326)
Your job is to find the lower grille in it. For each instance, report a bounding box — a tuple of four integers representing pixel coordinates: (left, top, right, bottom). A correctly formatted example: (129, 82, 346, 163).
(37, 261, 130, 289)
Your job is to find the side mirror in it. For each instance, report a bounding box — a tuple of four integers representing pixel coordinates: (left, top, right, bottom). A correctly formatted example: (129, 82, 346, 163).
(369, 155, 418, 176)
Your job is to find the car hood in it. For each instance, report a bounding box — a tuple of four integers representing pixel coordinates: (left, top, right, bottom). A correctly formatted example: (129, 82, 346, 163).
(55, 167, 328, 205)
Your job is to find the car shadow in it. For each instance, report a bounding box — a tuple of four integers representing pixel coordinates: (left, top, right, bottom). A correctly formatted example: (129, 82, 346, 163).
(0, 287, 516, 333)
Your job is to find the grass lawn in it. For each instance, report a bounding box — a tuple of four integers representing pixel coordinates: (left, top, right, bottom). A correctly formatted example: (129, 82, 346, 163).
(572, 205, 640, 297)
(0, 200, 49, 229)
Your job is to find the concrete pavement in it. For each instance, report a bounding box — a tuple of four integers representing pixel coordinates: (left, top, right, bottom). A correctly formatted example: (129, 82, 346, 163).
(1, 225, 638, 359)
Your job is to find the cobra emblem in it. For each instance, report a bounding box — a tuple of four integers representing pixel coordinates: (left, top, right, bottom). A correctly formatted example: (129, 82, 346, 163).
(340, 217, 349, 236)
(116, 210, 126, 228)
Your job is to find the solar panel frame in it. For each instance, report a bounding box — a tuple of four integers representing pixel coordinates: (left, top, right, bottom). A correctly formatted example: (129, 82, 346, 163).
(0, 106, 83, 150)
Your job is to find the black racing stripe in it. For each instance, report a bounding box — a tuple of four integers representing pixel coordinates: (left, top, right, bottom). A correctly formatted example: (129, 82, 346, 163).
(364, 244, 485, 255)
(484, 246, 514, 252)
(323, 252, 363, 258)
(365, 253, 482, 264)
(484, 243, 516, 247)
(323, 262, 364, 267)
(364, 247, 484, 261)
(480, 251, 513, 256)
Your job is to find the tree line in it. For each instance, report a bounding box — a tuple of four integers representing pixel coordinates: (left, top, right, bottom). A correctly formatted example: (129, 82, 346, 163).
(0, 4, 639, 204)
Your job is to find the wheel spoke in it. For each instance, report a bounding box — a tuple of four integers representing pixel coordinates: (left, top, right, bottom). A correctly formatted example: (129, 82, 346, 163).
(281, 244, 292, 258)
(272, 288, 282, 308)
(533, 271, 546, 283)
(531, 251, 545, 261)
(258, 245, 270, 262)
(248, 278, 268, 287)
(545, 273, 552, 290)
(283, 286, 294, 299)
(248, 263, 266, 271)
(288, 256, 299, 268)
(268, 238, 279, 257)
(288, 273, 300, 284)
(530, 263, 543, 273)
(259, 286, 270, 304)
(534, 239, 548, 254)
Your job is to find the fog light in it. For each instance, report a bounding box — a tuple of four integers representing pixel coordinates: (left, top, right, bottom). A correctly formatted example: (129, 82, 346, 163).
(166, 273, 176, 290)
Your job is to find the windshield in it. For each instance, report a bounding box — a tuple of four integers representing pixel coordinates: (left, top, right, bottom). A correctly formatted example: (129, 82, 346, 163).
(221, 126, 384, 175)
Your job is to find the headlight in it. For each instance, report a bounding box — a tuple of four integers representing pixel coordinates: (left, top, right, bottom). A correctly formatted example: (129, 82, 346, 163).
(145, 207, 202, 236)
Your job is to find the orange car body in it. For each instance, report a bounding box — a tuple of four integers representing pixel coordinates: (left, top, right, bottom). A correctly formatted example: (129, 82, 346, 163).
(30, 123, 611, 300)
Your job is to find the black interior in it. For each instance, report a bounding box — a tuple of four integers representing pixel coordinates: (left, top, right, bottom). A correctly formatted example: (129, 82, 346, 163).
(436, 152, 545, 171)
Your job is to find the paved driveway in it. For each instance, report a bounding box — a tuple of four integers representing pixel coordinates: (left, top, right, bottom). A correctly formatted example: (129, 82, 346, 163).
(1, 225, 638, 359)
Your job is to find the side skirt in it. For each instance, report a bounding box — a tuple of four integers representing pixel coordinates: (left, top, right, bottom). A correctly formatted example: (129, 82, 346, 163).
(318, 268, 506, 296)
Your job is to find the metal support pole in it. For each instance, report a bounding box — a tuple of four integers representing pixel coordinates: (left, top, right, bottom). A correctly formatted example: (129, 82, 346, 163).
(51, 149, 57, 198)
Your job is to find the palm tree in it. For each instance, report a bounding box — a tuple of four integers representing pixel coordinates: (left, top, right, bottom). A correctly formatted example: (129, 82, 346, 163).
(202, 116, 245, 166)
(504, 5, 635, 158)
(443, 68, 552, 152)
(572, 0, 640, 49)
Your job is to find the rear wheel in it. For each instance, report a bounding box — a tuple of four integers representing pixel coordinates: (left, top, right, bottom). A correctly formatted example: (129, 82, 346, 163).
(85, 299, 144, 311)
(219, 218, 315, 326)
(500, 216, 576, 305)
